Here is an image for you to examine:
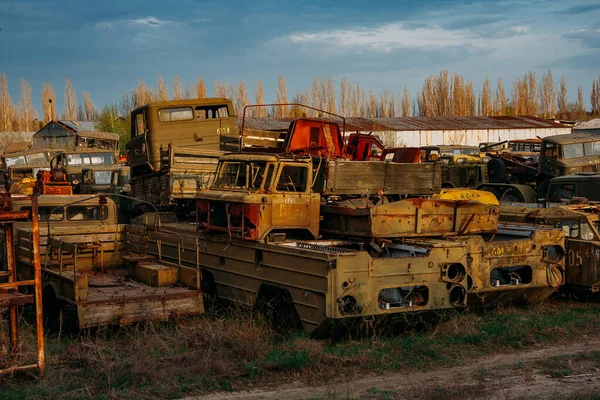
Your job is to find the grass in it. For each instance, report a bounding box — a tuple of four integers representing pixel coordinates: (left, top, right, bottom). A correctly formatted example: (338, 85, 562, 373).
(1, 301, 600, 399)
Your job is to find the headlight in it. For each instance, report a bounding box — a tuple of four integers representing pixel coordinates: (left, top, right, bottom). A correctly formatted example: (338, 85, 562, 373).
(544, 245, 564, 263)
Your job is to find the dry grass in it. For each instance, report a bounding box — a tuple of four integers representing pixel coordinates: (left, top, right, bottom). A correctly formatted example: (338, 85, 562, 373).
(1, 302, 600, 399)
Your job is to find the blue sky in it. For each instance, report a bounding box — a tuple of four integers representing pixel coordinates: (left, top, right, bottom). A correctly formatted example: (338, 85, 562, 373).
(1, 0, 599, 116)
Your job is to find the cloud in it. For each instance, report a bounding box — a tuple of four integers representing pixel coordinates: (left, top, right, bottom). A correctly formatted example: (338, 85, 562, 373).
(557, 3, 600, 15)
(283, 22, 479, 54)
(95, 16, 176, 30)
(563, 27, 600, 48)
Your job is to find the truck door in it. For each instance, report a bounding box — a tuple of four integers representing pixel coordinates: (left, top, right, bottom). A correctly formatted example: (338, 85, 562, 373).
(270, 163, 319, 237)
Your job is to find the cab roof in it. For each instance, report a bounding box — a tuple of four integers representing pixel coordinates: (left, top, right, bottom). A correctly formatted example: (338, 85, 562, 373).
(132, 98, 234, 113)
(543, 131, 600, 145)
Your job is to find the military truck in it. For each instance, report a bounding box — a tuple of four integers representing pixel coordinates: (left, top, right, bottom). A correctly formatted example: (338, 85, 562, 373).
(47, 149, 121, 194)
(500, 203, 600, 300)
(536, 131, 600, 196)
(127, 98, 239, 212)
(12, 195, 204, 328)
(191, 120, 565, 334)
(2, 149, 59, 194)
(544, 172, 600, 203)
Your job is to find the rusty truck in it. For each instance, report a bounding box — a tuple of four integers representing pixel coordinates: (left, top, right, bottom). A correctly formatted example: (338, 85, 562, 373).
(185, 111, 566, 334)
(12, 195, 204, 328)
(127, 98, 240, 212)
(536, 131, 600, 196)
(500, 203, 600, 300)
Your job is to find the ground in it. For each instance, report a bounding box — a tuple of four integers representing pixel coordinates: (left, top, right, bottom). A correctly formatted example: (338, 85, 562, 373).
(193, 338, 600, 400)
(2, 300, 600, 399)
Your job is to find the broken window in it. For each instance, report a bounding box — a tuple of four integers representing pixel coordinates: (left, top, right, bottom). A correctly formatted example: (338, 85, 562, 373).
(490, 266, 532, 286)
(276, 165, 308, 192)
(195, 105, 229, 119)
(558, 220, 580, 238)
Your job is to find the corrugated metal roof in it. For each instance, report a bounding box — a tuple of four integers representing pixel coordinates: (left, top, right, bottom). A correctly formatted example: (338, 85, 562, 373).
(76, 130, 119, 140)
(239, 116, 566, 132)
(58, 120, 97, 132)
(574, 118, 600, 130)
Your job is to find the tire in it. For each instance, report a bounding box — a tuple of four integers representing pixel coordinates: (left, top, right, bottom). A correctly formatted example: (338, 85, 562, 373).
(487, 158, 507, 183)
(254, 286, 302, 333)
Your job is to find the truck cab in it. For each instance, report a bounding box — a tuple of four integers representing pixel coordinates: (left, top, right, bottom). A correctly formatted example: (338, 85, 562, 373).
(196, 154, 320, 241)
(50, 150, 119, 194)
(537, 131, 600, 193)
(127, 98, 239, 175)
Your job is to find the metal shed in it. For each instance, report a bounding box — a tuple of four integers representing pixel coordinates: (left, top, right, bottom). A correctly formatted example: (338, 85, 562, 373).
(239, 116, 572, 147)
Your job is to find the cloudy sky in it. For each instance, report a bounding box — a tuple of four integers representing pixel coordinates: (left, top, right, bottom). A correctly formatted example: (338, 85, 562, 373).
(0, 0, 599, 116)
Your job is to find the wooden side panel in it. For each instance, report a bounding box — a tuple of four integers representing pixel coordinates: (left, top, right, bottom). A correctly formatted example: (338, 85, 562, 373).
(324, 161, 442, 195)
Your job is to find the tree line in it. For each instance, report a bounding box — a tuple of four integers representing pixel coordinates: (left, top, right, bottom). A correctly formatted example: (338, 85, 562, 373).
(0, 70, 599, 134)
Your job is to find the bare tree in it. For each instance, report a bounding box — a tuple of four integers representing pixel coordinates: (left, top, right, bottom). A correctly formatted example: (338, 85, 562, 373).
(326, 76, 336, 114)
(310, 76, 322, 115)
(557, 77, 568, 118)
(19, 79, 34, 131)
(368, 88, 377, 117)
(494, 78, 507, 116)
(135, 79, 153, 107)
(41, 82, 57, 123)
(157, 75, 169, 101)
(401, 86, 411, 117)
(274, 75, 288, 117)
(172, 74, 182, 100)
(465, 81, 476, 116)
(236, 80, 249, 115)
(339, 77, 350, 116)
(1, 73, 15, 131)
(62, 77, 78, 120)
(539, 70, 556, 118)
(577, 85, 586, 119)
(350, 83, 362, 117)
(452, 73, 465, 116)
(479, 76, 493, 116)
(213, 81, 228, 98)
(82, 92, 98, 121)
(254, 79, 267, 117)
(195, 76, 207, 99)
(183, 83, 194, 99)
(591, 74, 600, 116)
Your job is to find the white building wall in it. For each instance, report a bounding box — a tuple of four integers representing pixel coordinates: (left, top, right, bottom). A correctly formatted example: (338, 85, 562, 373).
(376, 127, 572, 147)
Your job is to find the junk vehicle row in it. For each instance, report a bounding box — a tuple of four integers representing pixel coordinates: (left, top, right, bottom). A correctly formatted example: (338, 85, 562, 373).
(5, 99, 591, 338)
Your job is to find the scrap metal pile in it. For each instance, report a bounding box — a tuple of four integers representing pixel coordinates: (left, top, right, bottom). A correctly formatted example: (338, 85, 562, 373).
(5, 98, 600, 354)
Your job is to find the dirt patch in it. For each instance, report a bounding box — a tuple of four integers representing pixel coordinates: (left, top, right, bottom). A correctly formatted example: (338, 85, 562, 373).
(192, 338, 600, 399)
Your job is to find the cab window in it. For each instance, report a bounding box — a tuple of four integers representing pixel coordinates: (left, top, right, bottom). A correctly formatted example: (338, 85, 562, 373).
(276, 165, 308, 192)
(158, 107, 193, 122)
(543, 142, 557, 158)
(67, 205, 108, 221)
(558, 220, 579, 238)
(135, 113, 145, 136)
(20, 206, 64, 221)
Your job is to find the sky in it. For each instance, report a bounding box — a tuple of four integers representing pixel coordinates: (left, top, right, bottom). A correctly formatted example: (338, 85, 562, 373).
(0, 0, 599, 117)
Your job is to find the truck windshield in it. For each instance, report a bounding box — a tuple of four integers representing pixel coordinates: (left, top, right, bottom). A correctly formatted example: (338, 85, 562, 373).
(4, 155, 26, 167)
(563, 144, 585, 159)
(67, 153, 114, 166)
(26, 152, 47, 164)
(213, 161, 268, 190)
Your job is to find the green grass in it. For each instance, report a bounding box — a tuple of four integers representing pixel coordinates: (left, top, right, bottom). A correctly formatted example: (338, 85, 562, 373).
(2, 302, 600, 399)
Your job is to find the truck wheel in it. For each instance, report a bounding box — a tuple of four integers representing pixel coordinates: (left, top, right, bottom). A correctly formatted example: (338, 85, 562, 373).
(487, 158, 507, 183)
(254, 285, 302, 333)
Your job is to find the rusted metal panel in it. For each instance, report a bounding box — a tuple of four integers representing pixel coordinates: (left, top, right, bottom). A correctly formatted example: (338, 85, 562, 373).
(321, 197, 499, 238)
